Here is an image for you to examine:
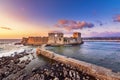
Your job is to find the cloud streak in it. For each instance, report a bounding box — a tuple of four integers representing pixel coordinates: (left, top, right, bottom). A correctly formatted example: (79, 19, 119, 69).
(55, 20, 94, 31)
(0, 27, 12, 30)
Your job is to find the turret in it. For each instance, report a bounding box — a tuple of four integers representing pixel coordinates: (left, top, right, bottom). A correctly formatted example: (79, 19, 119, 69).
(48, 32, 64, 44)
(73, 32, 82, 43)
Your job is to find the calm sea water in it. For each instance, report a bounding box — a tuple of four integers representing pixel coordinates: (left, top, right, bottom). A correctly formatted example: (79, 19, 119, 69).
(0, 39, 120, 72)
(47, 42, 120, 72)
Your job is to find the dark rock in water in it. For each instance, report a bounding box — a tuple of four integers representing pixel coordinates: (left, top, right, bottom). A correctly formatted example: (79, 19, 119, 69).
(0, 52, 97, 80)
(14, 59, 20, 64)
(32, 67, 37, 72)
(20, 60, 25, 63)
(25, 62, 97, 80)
(25, 59, 31, 64)
(14, 42, 21, 45)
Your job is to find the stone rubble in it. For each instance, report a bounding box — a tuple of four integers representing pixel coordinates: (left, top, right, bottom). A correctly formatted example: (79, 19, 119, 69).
(0, 52, 97, 80)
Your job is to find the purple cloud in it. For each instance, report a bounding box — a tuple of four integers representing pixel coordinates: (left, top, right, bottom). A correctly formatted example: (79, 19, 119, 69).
(55, 20, 94, 31)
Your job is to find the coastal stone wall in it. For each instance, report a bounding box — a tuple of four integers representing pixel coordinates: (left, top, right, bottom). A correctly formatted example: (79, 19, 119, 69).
(36, 48, 120, 80)
(21, 37, 28, 45)
(21, 32, 83, 46)
(21, 37, 48, 45)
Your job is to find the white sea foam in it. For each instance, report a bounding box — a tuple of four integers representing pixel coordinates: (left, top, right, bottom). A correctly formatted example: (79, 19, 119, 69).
(0, 42, 37, 57)
(0, 48, 25, 57)
(0, 39, 34, 57)
(0, 43, 23, 52)
(0, 45, 36, 57)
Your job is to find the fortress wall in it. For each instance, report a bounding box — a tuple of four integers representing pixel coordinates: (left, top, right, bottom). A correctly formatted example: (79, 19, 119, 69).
(21, 37, 28, 44)
(21, 32, 83, 46)
(36, 48, 120, 80)
(21, 37, 48, 45)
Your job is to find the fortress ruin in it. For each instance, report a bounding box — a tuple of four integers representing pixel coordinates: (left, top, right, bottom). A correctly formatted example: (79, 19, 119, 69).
(21, 32, 83, 46)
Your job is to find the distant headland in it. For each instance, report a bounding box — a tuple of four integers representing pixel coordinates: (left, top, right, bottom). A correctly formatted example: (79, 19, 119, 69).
(83, 37, 120, 42)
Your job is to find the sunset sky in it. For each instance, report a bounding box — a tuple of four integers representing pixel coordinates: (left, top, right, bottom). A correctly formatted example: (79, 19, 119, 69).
(0, 0, 120, 39)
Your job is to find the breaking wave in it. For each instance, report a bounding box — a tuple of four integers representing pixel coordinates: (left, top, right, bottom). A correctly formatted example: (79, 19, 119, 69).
(0, 39, 35, 57)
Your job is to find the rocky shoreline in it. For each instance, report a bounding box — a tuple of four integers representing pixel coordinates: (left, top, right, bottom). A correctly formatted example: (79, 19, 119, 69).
(0, 51, 97, 80)
(28, 61, 97, 80)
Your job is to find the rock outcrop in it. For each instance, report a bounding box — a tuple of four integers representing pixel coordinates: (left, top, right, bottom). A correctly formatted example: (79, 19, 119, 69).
(36, 47, 120, 80)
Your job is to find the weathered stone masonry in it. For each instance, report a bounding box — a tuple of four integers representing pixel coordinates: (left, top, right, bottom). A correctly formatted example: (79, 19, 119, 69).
(21, 32, 83, 46)
(36, 48, 120, 80)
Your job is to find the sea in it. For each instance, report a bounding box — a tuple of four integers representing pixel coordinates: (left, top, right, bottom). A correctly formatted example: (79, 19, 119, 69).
(0, 39, 120, 73)
(0, 39, 32, 57)
(47, 41, 120, 73)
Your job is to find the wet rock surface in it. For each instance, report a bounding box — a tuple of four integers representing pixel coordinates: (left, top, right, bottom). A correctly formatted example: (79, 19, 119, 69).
(0, 51, 34, 80)
(0, 52, 97, 80)
(27, 62, 97, 80)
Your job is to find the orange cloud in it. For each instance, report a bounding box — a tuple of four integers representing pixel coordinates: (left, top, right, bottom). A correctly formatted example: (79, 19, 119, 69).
(113, 14, 120, 22)
(56, 20, 94, 31)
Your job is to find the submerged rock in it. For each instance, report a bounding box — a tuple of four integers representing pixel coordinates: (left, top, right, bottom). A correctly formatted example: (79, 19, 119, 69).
(0, 52, 97, 80)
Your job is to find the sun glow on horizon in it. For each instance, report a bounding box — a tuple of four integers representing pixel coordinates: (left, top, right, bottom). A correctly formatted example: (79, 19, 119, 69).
(0, 12, 51, 39)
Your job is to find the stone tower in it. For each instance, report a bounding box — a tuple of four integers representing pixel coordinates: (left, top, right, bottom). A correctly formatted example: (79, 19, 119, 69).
(48, 32, 64, 44)
(73, 32, 82, 42)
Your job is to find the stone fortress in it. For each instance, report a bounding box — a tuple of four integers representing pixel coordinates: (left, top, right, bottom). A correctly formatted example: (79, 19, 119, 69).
(21, 32, 83, 46)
